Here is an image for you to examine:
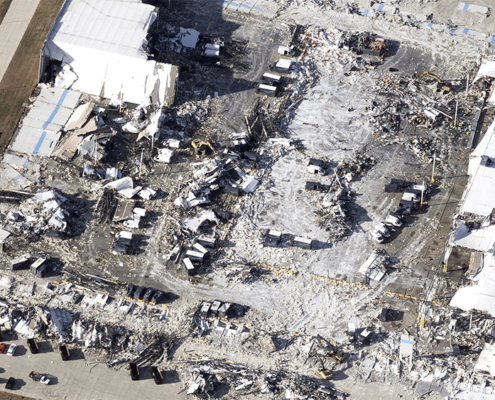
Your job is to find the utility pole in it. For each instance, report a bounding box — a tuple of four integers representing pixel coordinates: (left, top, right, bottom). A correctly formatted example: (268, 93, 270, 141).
(454, 101, 458, 128)
(138, 150, 144, 179)
(431, 152, 436, 183)
(466, 73, 469, 98)
(420, 180, 424, 207)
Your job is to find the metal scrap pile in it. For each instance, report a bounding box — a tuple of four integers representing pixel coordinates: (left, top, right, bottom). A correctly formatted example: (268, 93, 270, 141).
(316, 186, 353, 241)
(394, 136, 438, 163)
(5, 189, 76, 240)
(184, 359, 342, 399)
(335, 153, 376, 181)
(314, 153, 376, 241)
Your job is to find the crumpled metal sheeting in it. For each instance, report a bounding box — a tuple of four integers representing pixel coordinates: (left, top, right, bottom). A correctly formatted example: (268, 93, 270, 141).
(183, 359, 341, 399)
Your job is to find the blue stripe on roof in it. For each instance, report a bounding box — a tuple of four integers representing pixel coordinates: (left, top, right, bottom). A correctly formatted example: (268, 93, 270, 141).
(12, 175, 21, 182)
(377, 4, 384, 10)
(463, 28, 469, 34)
(42, 89, 69, 130)
(401, 339, 414, 345)
(463, 3, 469, 11)
(33, 131, 48, 155)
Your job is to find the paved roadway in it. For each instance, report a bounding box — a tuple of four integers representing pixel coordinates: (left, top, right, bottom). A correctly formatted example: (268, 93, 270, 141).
(0, 332, 187, 400)
(0, 0, 40, 83)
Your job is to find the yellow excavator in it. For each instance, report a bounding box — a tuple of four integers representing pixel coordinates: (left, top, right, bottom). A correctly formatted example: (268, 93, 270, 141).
(315, 335, 346, 363)
(414, 71, 452, 93)
(316, 355, 333, 380)
(191, 139, 216, 156)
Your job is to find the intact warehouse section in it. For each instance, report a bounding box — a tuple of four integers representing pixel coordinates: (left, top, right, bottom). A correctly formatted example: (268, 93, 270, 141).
(0, 0, 495, 398)
(40, 0, 178, 106)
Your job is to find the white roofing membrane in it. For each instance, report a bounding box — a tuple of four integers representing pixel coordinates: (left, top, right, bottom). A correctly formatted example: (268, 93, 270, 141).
(452, 222, 495, 252)
(474, 343, 495, 376)
(461, 119, 495, 216)
(11, 88, 81, 157)
(450, 253, 495, 316)
(475, 59, 495, 82)
(45, 0, 155, 60)
(43, 0, 177, 106)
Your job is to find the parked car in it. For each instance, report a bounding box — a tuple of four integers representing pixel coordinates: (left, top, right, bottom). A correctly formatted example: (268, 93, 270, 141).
(5, 377, 15, 389)
(29, 371, 50, 385)
(7, 344, 17, 356)
(0, 342, 7, 353)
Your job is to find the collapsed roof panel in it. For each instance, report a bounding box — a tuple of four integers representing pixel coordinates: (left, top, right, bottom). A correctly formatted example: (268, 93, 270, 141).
(11, 88, 81, 157)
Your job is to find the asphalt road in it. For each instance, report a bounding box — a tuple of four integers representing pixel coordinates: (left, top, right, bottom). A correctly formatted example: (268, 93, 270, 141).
(0, 0, 40, 83)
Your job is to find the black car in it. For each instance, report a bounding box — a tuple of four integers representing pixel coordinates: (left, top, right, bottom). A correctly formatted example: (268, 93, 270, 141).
(5, 377, 15, 390)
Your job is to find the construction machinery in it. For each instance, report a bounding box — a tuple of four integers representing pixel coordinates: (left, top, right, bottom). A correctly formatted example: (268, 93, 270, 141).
(315, 335, 346, 363)
(191, 139, 216, 156)
(316, 355, 333, 380)
(414, 71, 452, 93)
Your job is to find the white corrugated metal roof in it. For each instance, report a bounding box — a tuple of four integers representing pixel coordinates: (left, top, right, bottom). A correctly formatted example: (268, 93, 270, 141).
(461, 119, 495, 216)
(45, 0, 154, 60)
(43, 0, 178, 106)
(450, 252, 495, 317)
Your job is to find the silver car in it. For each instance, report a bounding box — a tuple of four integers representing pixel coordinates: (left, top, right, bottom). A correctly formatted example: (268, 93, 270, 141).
(7, 344, 17, 356)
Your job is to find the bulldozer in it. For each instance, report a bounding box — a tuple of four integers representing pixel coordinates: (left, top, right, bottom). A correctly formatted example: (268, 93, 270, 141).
(413, 71, 452, 93)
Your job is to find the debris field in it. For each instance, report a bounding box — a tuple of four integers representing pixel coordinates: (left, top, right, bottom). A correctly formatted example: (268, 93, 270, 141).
(1, 0, 495, 399)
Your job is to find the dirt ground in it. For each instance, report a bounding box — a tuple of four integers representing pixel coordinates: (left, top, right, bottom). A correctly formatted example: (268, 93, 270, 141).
(0, 0, 64, 152)
(0, 0, 12, 24)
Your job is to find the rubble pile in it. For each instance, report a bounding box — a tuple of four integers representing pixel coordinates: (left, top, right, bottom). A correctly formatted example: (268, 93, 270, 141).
(313, 153, 376, 242)
(4, 189, 83, 240)
(335, 153, 377, 181)
(394, 136, 438, 163)
(0, 272, 184, 367)
(183, 359, 342, 399)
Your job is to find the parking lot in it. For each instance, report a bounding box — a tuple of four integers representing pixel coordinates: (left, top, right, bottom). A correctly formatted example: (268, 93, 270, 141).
(0, 333, 186, 400)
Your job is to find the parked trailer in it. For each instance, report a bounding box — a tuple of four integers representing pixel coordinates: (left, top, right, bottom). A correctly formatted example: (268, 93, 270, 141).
(151, 366, 163, 385)
(130, 362, 139, 381)
(27, 338, 39, 354)
(59, 344, 70, 361)
(261, 72, 282, 86)
(257, 83, 278, 97)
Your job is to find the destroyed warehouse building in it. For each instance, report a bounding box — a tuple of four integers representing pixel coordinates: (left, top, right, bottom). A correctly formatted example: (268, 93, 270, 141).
(1, 0, 495, 398)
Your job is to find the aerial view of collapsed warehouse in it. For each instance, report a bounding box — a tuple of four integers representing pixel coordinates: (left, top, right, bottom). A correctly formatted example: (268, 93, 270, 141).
(1, 0, 495, 398)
